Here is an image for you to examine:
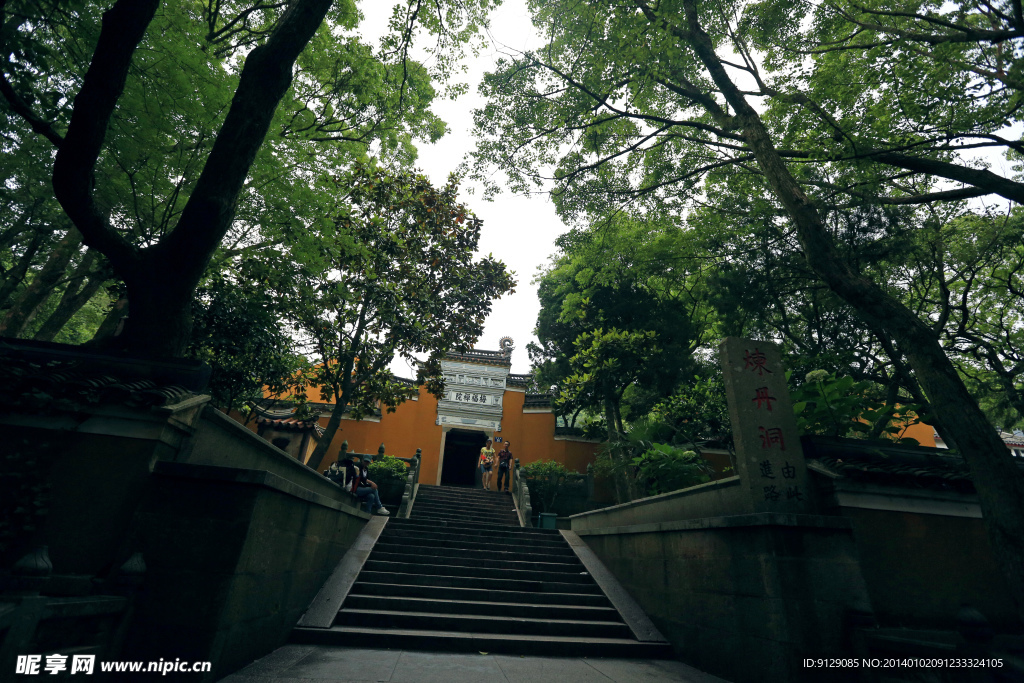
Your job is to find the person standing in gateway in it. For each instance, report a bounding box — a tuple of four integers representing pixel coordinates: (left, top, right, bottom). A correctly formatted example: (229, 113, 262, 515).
(479, 438, 495, 490)
(497, 441, 513, 493)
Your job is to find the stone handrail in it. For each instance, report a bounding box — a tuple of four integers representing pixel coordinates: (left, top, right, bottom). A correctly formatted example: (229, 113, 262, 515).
(512, 459, 533, 527)
(395, 448, 421, 518)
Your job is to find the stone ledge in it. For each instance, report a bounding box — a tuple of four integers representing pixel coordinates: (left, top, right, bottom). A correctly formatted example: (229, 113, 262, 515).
(568, 476, 742, 520)
(152, 461, 371, 518)
(574, 511, 853, 537)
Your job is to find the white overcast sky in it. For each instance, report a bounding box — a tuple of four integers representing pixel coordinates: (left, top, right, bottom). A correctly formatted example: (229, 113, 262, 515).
(358, 1, 559, 378)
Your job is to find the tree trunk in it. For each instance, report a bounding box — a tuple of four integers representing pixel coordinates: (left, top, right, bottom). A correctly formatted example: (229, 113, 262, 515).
(680, 2, 1024, 621)
(33, 266, 106, 341)
(306, 309, 366, 471)
(867, 379, 900, 440)
(0, 228, 47, 311)
(109, 259, 196, 357)
(88, 294, 128, 345)
(604, 385, 633, 503)
(0, 227, 82, 337)
(306, 396, 346, 472)
(45, 0, 334, 358)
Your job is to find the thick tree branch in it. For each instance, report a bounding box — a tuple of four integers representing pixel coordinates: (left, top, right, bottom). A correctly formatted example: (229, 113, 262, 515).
(870, 151, 1024, 204)
(51, 0, 155, 275)
(160, 0, 334, 282)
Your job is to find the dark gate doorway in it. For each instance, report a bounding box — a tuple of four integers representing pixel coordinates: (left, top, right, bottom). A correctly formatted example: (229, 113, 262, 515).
(440, 429, 488, 486)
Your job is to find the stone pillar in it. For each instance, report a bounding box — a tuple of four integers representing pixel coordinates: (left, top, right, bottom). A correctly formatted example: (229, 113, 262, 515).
(719, 337, 811, 513)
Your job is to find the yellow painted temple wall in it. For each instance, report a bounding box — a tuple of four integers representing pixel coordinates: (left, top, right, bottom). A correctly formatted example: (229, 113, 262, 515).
(273, 385, 601, 483)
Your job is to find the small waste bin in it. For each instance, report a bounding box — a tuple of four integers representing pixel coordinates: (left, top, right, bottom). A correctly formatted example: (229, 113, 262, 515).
(538, 513, 558, 529)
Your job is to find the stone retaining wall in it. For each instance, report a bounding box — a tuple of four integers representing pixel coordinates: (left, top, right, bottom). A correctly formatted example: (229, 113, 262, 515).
(576, 512, 872, 683)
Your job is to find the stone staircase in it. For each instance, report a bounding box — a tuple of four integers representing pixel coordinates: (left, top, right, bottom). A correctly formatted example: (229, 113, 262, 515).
(293, 485, 671, 657)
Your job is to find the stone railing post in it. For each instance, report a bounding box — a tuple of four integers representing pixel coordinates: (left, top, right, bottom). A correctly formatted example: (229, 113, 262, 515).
(512, 459, 533, 527)
(398, 448, 422, 518)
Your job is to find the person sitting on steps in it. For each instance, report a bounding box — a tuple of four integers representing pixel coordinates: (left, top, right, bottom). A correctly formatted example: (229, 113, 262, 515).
(346, 453, 389, 515)
(324, 460, 345, 486)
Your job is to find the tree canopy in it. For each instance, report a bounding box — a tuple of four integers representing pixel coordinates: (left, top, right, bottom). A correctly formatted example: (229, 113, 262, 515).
(261, 162, 515, 470)
(473, 0, 1024, 619)
(1, 0, 495, 356)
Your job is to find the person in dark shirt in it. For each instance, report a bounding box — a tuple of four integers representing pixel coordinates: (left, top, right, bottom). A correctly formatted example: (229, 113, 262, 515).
(350, 454, 389, 516)
(325, 461, 345, 485)
(497, 441, 513, 492)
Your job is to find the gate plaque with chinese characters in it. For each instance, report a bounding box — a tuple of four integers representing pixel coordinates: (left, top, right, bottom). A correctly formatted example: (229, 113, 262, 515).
(719, 337, 810, 513)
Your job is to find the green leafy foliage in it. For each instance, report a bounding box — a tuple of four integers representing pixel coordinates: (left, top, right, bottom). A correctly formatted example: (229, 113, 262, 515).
(791, 370, 923, 444)
(1, 0, 501, 354)
(650, 371, 733, 448)
(520, 459, 571, 480)
(268, 161, 516, 468)
(531, 216, 712, 442)
(367, 455, 410, 484)
(631, 444, 712, 496)
(520, 459, 574, 513)
(185, 276, 304, 414)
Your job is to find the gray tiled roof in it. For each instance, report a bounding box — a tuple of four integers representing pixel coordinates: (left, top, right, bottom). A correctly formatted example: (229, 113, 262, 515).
(507, 373, 533, 388)
(524, 393, 553, 408)
(1, 342, 201, 411)
(444, 348, 512, 367)
(802, 436, 979, 493)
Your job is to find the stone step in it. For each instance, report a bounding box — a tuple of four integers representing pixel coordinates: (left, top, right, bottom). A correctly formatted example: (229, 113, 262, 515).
(291, 485, 668, 661)
(416, 486, 513, 499)
(372, 540, 577, 561)
(408, 506, 520, 523)
(409, 503, 519, 517)
(362, 559, 595, 584)
(412, 496, 516, 510)
(335, 608, 633, 639)
(378, 528, 565, 548)
(356, 570, 603, 594)
(367, 550, 583, 574)
(388, 517, 552, 536)
(292, 625, 675, 659)
(372, 536, 577, 557)
(410, 497, 518, 511)
(408, 507, 519, 521)
(343, 594, 619, 621)
(412, 497, 514, 508)
(349, 581, 612, 607)
(408, 513, 521, 528)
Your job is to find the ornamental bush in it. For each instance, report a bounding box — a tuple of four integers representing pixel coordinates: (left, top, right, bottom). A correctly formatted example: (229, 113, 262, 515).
(367, 455, 409, 483)
(631, 444, 711, 496)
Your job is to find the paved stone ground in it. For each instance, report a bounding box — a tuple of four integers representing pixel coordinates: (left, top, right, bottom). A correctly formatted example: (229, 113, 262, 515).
(218, 644, 730, 683)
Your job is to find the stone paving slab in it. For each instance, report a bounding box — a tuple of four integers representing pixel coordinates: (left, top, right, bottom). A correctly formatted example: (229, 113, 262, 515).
(219, 644, 730, 683)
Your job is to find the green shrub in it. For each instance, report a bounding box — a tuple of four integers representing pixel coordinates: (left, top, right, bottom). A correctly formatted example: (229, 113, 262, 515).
(367, 455, 409, 483)
(520, 460, 575, 514)
(520, 459, 570, 479)
(631, 444, 711, 496)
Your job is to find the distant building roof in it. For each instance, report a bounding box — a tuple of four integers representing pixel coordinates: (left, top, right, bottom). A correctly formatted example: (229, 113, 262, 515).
(507, 373, 533, 388)
(524, 393, 553, 408)
(443, 348, 512, 367)
(1000, 431, 1024, 448)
